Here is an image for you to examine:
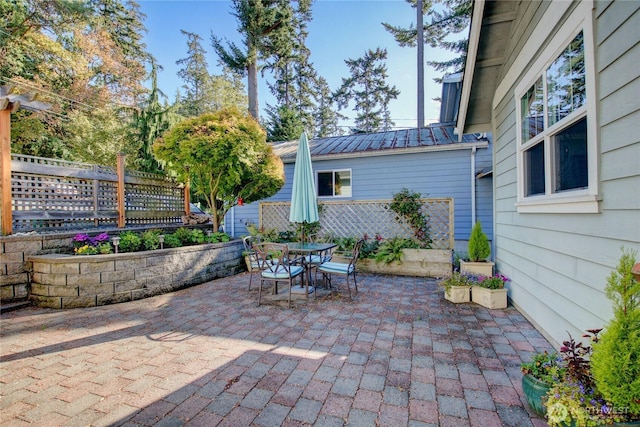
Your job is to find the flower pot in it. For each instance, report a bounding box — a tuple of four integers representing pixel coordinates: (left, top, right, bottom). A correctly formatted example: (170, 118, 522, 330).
(471, 285, 507, 309)
(521, 374, 550, 417)
(444, 285, 471, 303)
(460, 259, 494, 277)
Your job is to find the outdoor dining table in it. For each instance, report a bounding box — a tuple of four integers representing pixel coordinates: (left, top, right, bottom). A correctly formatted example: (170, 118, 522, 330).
(285, 242, 337, 292)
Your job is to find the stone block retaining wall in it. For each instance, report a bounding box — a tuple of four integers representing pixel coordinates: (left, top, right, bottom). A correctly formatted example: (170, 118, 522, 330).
(28, 240, 244, 309)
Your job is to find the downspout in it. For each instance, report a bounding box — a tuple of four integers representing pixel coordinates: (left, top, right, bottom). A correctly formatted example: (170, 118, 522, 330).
(230, 206, 235, 237)
(471, 146, 477, 227)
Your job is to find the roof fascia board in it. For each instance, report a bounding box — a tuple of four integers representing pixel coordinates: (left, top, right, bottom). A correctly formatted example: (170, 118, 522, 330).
(492, 0, 580, 110)
(456, 0, 486, 142)
(281, 141, 490, 163)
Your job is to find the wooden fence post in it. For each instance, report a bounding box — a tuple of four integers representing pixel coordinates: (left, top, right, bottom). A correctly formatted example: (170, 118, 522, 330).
(116, 153, 125, 228)
(184, 167, 191, 216)
(0, 108, 12, 235)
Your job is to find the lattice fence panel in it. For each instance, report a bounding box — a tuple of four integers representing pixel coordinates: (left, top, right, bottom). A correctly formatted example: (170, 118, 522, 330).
(9, 154, 186, 232)
(260, 198, 453, 249)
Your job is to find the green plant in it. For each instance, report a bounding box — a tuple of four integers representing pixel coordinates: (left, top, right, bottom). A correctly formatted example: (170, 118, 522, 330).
(468, 221, 490, 262)
(141, 229, 161, 251)
(207, 232, 230, 243)
(438, 271, 478, 294)
(477, 273, 509, 289)
(521, 351, 566, 386)
(361, 235, 382, 259)
(374, 237, 419, 264)
(590, 248, 640, 418)
(118, 231, 142, 253)
(390, 188, 432, 248)
(334, 237, 357, 253)
(543, 329, 625, 427)
(163, 233, 182, 248)
(174, 227, 194, 245)
(190, 229, 205, 244)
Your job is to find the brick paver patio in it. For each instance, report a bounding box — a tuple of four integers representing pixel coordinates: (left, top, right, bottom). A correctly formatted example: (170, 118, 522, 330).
(1, 273, 552, 426)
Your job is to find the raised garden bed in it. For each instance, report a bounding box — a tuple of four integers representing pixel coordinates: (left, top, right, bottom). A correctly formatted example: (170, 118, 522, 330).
(334, 249, 452, 278)
(28, 240, 244, 309)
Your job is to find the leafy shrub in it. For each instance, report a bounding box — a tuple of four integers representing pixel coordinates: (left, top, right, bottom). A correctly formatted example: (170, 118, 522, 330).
(141, 229, 161, 251)
(173, 227, 194, 245)
(590, 248, 640, 417)
(190, 229, 205, 244)
(118, 231, 142, 253)
(374, 237, 419, 264)
(207, 232, 230, 243)
(163, 233, 182, 248)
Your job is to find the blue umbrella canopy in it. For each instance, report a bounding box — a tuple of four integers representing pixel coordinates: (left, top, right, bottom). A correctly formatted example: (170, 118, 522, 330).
(289, 132, 319, 227)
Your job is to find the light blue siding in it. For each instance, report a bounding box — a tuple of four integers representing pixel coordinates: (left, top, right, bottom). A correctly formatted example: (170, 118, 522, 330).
(488, 0, 640, 347)
(226, 144, 494, 252)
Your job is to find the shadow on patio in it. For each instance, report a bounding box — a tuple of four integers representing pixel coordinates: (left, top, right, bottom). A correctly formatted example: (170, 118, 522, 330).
(0, 272, 552, 426)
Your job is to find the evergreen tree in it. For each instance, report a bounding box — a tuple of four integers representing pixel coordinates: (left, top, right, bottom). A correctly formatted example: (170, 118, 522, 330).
(176, 30, 212, 117)
(383, 0, 471, 82)
(265, 105, 304, 142)
(131, 60, 183, 173)
(333, 48, 400, 134)
(313, 76, 343, 138)
(211, 0, 292, 120)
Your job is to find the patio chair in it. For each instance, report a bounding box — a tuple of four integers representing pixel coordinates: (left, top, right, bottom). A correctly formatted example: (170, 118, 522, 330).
(242, 236, 263, 291)
(254, 242, 306, 308)
(316, 239, 364, 299)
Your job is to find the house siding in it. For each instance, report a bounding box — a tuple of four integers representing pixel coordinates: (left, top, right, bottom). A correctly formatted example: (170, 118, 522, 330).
(227, 146, 493, 252)
(491, 0, 640, 347)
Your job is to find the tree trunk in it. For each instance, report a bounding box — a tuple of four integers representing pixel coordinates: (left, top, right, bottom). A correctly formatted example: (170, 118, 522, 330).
(247, 62, 259, 120)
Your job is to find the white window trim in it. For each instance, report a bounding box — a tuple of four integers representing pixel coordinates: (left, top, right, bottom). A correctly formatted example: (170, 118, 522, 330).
(316, 168, 352, 198)
(514, 5, 600, 214)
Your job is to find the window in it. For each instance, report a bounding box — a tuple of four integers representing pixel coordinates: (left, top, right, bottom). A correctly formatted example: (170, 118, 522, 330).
(317, 170, 351, 197)
(515, 21, 598, 213)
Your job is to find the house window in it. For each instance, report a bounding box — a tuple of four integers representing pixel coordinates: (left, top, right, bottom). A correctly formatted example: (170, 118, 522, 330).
(515, 23, 598, 213)
(317, 170, 351, 197)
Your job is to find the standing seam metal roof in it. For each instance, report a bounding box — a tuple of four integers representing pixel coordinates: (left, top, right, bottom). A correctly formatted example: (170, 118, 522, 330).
(271, 123, 487, 161)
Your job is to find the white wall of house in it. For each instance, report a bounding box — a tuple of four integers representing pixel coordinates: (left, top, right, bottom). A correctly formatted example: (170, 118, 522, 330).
(490, 0, 640, 347)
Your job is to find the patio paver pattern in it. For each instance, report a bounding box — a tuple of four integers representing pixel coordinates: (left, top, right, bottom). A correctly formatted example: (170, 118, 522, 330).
(1, 273, 552, 426)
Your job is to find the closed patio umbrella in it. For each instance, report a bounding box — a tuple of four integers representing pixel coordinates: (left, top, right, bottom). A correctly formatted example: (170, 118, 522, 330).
(289, 131, 318, 242)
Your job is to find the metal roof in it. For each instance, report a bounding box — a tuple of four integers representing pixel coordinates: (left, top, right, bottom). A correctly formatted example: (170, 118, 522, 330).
(271, 123, 488, 162)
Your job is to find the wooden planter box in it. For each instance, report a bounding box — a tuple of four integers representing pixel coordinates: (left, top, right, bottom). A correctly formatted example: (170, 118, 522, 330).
(335, 249, 452, 278)
(27, 240, 244, 309)
(444, 285, 471, 303)
(471, 285, 507, 309)
(460, 260, 495, 277)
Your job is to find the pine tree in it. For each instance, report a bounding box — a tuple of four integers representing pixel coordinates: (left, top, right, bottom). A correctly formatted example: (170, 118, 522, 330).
(211, 0, 292, 120)
(176, 30, 212, 117)
(333, 48, 400, 134)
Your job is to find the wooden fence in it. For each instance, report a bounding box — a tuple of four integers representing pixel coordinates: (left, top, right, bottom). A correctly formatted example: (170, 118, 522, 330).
(260, 198, 454, 250)
(3, 153, 188, 234)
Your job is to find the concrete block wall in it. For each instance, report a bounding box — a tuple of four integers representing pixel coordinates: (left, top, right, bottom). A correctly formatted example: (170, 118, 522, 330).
(28, 240, 244, 309)
(0, 225, 213, 303)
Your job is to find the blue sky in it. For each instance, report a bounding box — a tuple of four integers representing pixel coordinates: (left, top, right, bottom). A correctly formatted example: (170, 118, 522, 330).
(139, 0, 460, 130)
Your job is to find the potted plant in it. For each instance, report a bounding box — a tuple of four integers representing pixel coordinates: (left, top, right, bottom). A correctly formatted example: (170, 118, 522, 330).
(521, 350, 566, 417)
(439, 271, 477, 303)
(589, 248, 640, 423)
(460, 221, 494, 276)
(471, 273, 509, 309)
